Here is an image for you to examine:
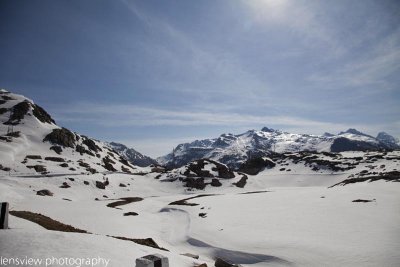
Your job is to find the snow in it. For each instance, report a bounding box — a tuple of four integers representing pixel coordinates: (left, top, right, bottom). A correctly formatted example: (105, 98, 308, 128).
(1, 159, 399, 267)
(1, 91, 399, 267)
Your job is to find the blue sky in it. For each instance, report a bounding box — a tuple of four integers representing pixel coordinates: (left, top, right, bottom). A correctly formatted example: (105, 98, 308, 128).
(0, 0, 399, 157)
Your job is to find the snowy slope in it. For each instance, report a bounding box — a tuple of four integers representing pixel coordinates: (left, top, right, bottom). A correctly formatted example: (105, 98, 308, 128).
(159, 127, 399, 168)
(1, 152, 399, 267)
(0, 90, 142, 176)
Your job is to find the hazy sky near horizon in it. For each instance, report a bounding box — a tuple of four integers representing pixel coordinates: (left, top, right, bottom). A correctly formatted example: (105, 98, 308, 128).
(1, 0, 399, 157)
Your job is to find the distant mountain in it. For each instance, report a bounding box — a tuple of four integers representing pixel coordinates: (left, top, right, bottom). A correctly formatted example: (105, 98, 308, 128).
(108, 142, 157, 167)
(0, 89, 141, 175)
(376, 132, 400, 148)
(158, 127, 399, 169)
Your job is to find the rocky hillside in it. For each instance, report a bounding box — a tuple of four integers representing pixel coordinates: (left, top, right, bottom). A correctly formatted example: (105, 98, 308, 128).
(108, 142, 157, 167)
(158, 127, 399, 169)
(0, 89, 141, 175)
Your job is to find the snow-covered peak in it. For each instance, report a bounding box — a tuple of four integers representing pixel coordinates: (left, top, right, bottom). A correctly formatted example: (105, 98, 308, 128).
(159, 127, 398, 169)
(108, 142, 157, 167)
(0, 90, 147, 175)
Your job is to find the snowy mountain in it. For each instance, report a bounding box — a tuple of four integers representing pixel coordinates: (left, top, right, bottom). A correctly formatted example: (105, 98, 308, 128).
(0, 89, 143, 175)
(158, 127, 399, 168)
(1, 90, 400, 267)
(376, 131, 400, 148)
(108, 142, 158, 167)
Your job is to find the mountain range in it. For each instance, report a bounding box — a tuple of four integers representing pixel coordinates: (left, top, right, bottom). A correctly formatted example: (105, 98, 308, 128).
(158, 126, 399, 169)
(1, 89, 399, 173)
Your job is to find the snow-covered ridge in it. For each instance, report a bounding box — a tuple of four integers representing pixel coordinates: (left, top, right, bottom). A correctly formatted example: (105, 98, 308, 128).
(0, 90, 146, 175)
(108, 142, 157, 167)
(158, 127, 399, 168)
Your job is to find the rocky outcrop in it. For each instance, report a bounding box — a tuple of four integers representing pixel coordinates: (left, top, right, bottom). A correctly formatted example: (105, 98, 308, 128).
(36, 189, 53, 196)
(184, 177, 206, 190)
(32, 104, 55, 124)
(4, 101, 30, 125)
(233, 174, 248, 188)
(238, 157, 276, 175)
(215, 258, 240, 267)
(43, 128, 76, 148)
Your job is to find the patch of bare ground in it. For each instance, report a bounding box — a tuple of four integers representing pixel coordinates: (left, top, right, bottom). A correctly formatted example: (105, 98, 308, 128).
(109, 236, 168, 251)
(10, 210, 169, 251)
(239, 190, 271, 195)
(106, 197, 143, 208)
(169, 194, 218, 206)
(9, 211, 89, 233)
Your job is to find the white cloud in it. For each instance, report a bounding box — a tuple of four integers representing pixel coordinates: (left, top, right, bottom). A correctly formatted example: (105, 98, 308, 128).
(53, 102, 399, 135)
(308, 29, 400, 89)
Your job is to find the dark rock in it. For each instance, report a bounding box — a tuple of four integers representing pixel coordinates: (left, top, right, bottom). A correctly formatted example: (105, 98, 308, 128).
(60, 182, 70, 188)
(68, 178, 74, 181)
(27, 165, 47, 173)
(199, 213, 207, 218)
(78, 161, 90, 168)
(43, 128, 76, 148)
(151, 166, 166, 173)
(36, 189, 53, 196)
(1, 95, 14, 101)
(82, 138, 102, 152)
(32, 104, 55, 124)
(185, 177, 206, 190)
(123, 212, 138, 216)
(59, 163, 69, 168)
(352, 199, 375, 203)
(103, 157, 117, 172)
(75, 145, 95, 156)
(211, 178, 222, 187)
(86, 168, 97, 174)
(50, 145, 63, 154)
(215, 258, 240, 267)
(0, 107, 8, 114)
(95, 181, 106, 189)
(119, 183, 127, 187)
(121, 165, 132, 173)
(6, 131, 20, 137)
(4, 101, 30, 125)
(25, 155, 42, 160)
(83, 181, 89, 185)
(44, 157, 65, 162)
(238, 157, 276, 175)
(233, 175, 248, 188)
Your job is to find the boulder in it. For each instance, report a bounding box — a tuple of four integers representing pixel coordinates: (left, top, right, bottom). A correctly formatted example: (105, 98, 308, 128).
(95, 181, 106, 189)
(43, 128, 75, 148)
(32, 104, 55, 124)
(211, 178, 222, 187)
(36, 189, 53, 196)
(185, 177, 206, 190)
(215, 258, 240, 267)
(233, 175, 248, 188)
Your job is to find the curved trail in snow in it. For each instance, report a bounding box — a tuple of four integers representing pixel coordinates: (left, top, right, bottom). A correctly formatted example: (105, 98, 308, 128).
(159, 207, 292, 266)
